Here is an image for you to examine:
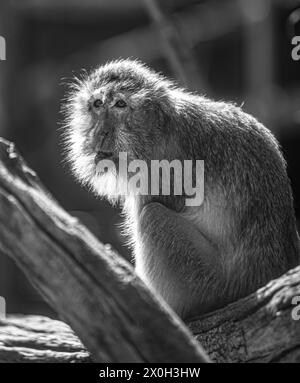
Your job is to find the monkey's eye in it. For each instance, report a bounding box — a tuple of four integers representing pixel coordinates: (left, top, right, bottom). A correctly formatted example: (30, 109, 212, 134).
(93, 99, 103, 109)
(114, 99, 127, 108)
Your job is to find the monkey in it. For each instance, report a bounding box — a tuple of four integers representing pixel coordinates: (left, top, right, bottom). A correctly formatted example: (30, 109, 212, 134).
(63, 59, 300, 320)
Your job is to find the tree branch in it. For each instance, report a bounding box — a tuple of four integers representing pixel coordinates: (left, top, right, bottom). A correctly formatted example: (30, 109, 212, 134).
(1, 265, 299, 362)
(189, 266, 300, 362)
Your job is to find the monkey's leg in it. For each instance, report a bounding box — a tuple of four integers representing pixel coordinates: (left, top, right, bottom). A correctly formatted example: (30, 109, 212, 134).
(136, 202, 223, 319)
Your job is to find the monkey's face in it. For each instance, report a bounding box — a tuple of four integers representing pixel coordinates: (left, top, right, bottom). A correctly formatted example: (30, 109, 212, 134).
(63, 60, 175, 201)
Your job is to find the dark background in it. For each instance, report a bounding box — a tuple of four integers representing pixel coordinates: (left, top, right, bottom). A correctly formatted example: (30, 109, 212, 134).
(0, 0, 299, 317)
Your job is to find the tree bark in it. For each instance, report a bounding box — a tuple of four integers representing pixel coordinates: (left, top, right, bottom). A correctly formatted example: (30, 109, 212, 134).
(0, 138, 208, 363)
(0, 315, 91, 363)
(189, 265, 300, 363)
(1, 265, 299, 363)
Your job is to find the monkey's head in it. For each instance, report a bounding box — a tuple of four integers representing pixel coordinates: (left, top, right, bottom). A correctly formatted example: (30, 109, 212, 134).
(63, 59, 181, 201)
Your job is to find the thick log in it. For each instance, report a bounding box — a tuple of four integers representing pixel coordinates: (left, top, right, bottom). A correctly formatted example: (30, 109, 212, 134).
(0, 315, 90, 363)
(0, 138, 208, 363)
(1, 265, 299, 363)
(189, 266, 300, 363)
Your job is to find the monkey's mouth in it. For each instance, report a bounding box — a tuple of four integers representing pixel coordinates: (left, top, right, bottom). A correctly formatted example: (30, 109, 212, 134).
(94, 151, 114, 164)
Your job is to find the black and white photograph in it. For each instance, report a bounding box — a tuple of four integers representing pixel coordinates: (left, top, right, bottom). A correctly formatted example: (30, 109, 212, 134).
(0, 0, 300, 369)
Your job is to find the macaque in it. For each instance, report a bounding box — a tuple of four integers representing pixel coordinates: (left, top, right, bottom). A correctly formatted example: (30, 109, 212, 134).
(63, 59, 300, 319)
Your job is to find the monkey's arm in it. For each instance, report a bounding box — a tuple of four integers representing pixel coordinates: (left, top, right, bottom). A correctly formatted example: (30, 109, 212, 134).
(137, 202, 222, 318)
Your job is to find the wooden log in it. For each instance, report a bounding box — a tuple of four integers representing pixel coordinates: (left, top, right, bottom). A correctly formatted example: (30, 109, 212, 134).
(0, 138, 209, 363)
(1, 264, 299, 362)
(0, 315, 91, 363)
(189, 265, 300, 363)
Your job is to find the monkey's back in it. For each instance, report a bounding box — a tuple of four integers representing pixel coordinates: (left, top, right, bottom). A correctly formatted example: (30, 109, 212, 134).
(174, 96, 300, 300)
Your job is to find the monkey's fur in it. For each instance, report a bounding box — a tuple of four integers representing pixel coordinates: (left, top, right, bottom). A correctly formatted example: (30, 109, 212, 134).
(63, 59, 300, 319)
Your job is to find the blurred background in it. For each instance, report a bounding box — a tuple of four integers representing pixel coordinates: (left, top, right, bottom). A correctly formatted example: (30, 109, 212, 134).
(0, 0, 299, 317)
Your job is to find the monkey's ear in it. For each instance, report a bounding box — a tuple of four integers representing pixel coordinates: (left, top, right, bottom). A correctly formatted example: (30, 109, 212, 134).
(146, 85, 177, 114)
(129, 86, 175, 119)
(129, 91, 150, 107)
(155, 91, 177, 118)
